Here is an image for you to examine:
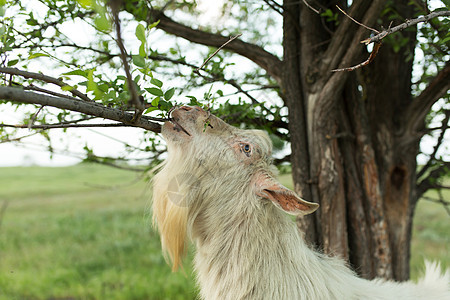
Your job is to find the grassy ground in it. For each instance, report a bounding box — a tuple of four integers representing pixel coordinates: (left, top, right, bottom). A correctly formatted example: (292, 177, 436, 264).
(0, 165, 448, 299)
(0, 164, 197, 300)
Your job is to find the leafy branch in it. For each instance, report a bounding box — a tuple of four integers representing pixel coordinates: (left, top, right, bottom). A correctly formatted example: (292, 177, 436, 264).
(0, 86, 162, 132)
(0, 67, 91, 101)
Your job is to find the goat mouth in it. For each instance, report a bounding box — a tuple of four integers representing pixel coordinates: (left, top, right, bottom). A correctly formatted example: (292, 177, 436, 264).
(168, 110, 191, 136)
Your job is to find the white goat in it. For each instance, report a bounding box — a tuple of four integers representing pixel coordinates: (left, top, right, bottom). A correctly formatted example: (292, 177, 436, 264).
(152, 106, 449, 300)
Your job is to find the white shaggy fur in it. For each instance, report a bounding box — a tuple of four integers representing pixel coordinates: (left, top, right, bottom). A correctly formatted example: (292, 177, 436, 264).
(152, 106, 449, 300)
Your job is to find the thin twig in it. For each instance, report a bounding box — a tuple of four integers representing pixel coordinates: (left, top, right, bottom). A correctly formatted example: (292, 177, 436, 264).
(0, 132, 39, 144)
(302, 0, 320, 15)
(22, 84, 83, 102)
(195, 34, 242, 74)
(28, 105, 45, 130)
(262, 0, 283, 15)
(109, 0, 144, 119)
(84, 171, 146, 190)
(422, 196, 450, 216)
(86, 156, 147, 172)
(336, 5, 379, 34)
(331, 42, 382, 72)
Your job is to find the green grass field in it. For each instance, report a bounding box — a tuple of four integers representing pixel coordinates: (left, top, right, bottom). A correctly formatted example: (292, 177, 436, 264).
(0, 165, 448, 299)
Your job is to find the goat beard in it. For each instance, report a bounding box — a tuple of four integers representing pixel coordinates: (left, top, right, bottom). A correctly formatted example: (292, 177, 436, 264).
(152, 152, 190, 271)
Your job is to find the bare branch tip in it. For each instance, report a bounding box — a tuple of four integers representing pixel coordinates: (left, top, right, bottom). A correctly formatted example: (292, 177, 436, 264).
(336, 5, 379, 34)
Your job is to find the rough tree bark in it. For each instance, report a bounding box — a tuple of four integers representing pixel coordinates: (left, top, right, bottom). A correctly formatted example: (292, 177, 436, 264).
(282, 0, 395, 279)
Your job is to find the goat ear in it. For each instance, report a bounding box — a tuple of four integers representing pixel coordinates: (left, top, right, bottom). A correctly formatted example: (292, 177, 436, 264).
(254, 174, 319, 215)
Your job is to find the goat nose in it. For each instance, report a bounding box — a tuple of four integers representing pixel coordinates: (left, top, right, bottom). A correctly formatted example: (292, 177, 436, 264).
(180, 106, 193, 111)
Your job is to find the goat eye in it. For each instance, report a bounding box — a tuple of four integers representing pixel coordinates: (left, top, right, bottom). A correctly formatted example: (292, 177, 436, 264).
(240, 143, 252, 156)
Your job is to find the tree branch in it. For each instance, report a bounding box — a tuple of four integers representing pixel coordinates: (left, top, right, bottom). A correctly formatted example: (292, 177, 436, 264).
(416, 161, 450, 200)
(317, 0, 386, 110)
(0, 86, 162, 133)
(361, 10, 450, 44)
(262, 0, 283, 15)
(13, 42, 199, 69)
(0, 132, 40, 144)
(416, 109, 450, 179)
(110, 0, 144, 117)
(421, 195, 450, 216)
(0, 123, 137, 130)
(274, 154, 291, 165)
(333, 10, 450, 72)
(85, 155, 148, 172)
(324, 0, 385, 73)
(0, 67, 91, 102)
(405, 61, 450, 135)
(144, 9, 283, 82)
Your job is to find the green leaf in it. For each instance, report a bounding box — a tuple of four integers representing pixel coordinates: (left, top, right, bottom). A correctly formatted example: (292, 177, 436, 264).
(132, 55, 146, 68)
(135, 24, 146, 42)
(145, 87, 163, 96)
(158, 99, 171, 110)
(148, 20, 160, 30)
(145, 97, 160, 113)
(150, 78, 163, 88)
(28, 53, 49, 60)
(135, 24, 147, 57)
(94, 14, 110, 32)
(169, 48, 177, 55)
(139, 43, 146, 57)
(145, 106, 158, 114)
(61, 85, 74, 91)
(76, 0, 92, 8)
(98, 83, 109, 93)
(151, 96, 160, 106)
(164, 87, 175, 101)
(440, 36, 450, 44)
(87, 69, 103, 100)
(7, 59, 18, 67)
(186, 95, 198, 106)
(63, 70, 88, 77)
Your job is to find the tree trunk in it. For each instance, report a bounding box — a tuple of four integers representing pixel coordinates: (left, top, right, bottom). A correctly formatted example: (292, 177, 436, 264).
(284, 0, 419, 280)
(362, 0, 419, 280)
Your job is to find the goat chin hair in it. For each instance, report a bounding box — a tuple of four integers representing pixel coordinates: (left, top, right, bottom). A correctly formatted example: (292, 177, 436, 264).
(152, 106, 450, 300)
